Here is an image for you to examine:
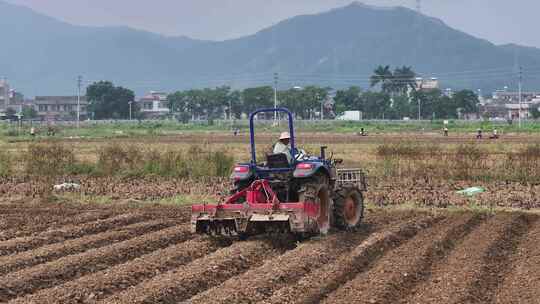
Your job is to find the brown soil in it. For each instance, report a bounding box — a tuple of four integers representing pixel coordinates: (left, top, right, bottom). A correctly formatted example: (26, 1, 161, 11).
(0, 210, 114, 242)
(321, 214, 484, 304)
(11, 237, 228, 304)
(494, 219, 540, 304)
(399, 213, 534, 304)
(0, 213, 148, 255)
(0, 219, 172, 276)
(0, 224, 191, 302)
(101, 239, 289, 304)
(189, 213, 437, 304)
(0, 204, 538, 304)
(262, 214, 465, 304)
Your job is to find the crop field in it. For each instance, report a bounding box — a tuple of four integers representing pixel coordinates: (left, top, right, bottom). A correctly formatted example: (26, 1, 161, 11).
(0, 203, 537, 304)
(1, 130, 540, 303)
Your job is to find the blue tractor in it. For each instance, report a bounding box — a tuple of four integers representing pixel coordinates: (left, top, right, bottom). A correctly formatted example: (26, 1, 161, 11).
(191, 108, 367, 237)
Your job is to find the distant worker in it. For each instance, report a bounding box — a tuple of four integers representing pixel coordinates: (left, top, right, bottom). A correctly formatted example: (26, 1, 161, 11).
(30, 127, 35, 138)
(273, 132, 293, 163)
(476, 128, 483, 139)
(47, 126, 56, 137)
(360, 128, 367, 136)
(233, 128, 239, 136)
(443, 127, 449, 137)
(490, 128, 499, 139)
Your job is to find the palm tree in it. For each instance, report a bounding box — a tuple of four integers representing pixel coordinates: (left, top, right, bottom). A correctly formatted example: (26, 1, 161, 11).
(370, 65, 394, 94)
(393, 66, 417, 95)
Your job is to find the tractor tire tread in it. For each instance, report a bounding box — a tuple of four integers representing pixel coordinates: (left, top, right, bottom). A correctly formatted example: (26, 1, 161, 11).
(333, 186, 364, 231)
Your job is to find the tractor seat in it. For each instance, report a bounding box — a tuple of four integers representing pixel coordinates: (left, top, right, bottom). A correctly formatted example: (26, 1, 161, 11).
(266, 153, 291, 169)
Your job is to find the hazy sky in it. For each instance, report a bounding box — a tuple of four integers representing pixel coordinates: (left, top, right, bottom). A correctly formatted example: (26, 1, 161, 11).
(5, 0, 539, 48)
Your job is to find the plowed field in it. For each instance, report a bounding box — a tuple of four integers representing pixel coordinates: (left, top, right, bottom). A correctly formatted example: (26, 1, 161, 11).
(1, 203, 539, 304)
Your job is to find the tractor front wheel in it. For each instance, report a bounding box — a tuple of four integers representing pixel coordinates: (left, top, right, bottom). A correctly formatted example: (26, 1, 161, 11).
(333, 186, 364, 231)
(298, 175, 332, 235)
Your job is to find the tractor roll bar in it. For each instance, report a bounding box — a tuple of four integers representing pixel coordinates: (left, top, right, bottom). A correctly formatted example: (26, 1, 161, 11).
(249, 107, 295, 165)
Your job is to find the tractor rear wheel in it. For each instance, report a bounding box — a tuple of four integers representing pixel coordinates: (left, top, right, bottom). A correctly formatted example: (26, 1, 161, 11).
(298, 174, 332, 235)
(333, 186, 364, 230)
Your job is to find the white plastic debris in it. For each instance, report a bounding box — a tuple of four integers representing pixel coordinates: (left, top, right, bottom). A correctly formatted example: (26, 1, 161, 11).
(53, 183, 81, 191)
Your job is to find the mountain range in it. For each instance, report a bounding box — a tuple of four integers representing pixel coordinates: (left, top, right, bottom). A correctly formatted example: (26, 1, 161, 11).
(1, 1, 539, 96)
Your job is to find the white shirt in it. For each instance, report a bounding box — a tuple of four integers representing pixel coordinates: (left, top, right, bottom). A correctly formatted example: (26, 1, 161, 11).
(273, 141, 292, 163)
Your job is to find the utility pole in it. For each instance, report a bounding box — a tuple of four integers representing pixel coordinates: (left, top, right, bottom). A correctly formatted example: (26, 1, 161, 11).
(128, 101, 133, 121)
(518, 66, 523, 128)
(416, 0, 421, 12)
(77, 75, 82, 129)
(418, 99, 421, 120)
(320, 94, 324, 121)
(273, 72, 278, 124)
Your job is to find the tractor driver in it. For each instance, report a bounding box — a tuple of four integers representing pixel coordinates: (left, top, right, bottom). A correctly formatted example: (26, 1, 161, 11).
(273, 132, 293, 163)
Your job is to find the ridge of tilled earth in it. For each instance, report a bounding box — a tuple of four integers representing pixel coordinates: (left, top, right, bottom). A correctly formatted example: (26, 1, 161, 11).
(262, 213, 480, 304)
(494, 218, 540, 304)
(0, 224, 191, 302)
(0, 209, 81, 230)
(0, 213, 149, 256)
(11, 237, 230, 304)
(0, 211, 116, 241)
(3, 205, 539, 304)
(320, 213, 485, 304)
(4, 208, 419, 304)
(100, 238, 291, 304)
(186, 214, 439, 304)
(398, 212, 536, 304)
(0, 219, 174, 276)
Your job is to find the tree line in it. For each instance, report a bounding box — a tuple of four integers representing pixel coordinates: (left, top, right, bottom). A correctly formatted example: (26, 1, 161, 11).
(85, 65, 480, 120)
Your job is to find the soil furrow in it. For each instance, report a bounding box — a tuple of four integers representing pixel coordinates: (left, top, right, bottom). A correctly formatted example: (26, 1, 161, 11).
(456, 213, 535, 304)
(263, 214, 457, 304)
(100, 238, 289, 304)
(186, 214, 437, 304)
(0, 211, 114, 241)
(0, 213, 147, 256)
(402, 213, 529, 304)
(14, 237, 229, 304)
(320, 214, 483, 304)
(494, 217, 540, 304)
(0, 224, 190, 302)
(0, 219, 172, 276)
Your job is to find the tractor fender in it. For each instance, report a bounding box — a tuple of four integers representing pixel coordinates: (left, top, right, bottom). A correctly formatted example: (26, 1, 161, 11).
(293, 162, 330, 179)
(230, 164, 253, 182)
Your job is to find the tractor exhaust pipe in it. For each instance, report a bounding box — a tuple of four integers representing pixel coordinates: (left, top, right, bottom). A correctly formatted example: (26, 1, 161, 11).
(320, 146, 328, 160)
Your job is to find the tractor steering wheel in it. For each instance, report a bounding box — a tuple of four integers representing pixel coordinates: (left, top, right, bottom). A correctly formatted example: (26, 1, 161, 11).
(293, 148, 307, 161)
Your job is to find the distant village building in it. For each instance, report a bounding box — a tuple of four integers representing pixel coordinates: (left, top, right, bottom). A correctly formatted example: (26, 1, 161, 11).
(34, 96, 88, 120)
(9, 90, 24, 105)
(480, 90, 540, 120)
(0, 79, 10, 112)
(492, 91, 540, 103)
(415, 77, 439, 91)
(137, 91, 170, 118)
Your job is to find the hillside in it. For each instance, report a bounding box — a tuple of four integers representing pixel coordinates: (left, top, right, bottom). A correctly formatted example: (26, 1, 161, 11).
(1, 1, 539, 95)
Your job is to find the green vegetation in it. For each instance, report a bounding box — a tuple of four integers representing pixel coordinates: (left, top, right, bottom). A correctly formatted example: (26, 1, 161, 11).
(86, 81, 138, 119)
(14, 142, 234, 179)
(2, 118, 540, 143)
(0, 149, 12, 177)
(96, 144, 233, 178)
(164, 65, 478, 123)
(375, 142, 540, 183)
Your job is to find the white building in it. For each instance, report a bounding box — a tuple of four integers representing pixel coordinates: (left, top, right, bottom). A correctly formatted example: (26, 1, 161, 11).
(338, 110, 362, 121)
(138, 91, 170, 118)
(0, 79, 10, 112)
(415, 77, 439, 91)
